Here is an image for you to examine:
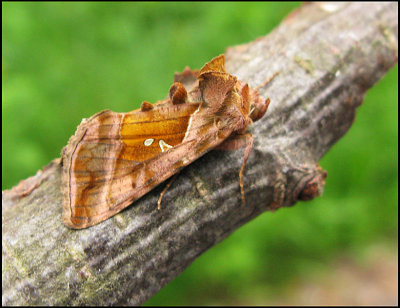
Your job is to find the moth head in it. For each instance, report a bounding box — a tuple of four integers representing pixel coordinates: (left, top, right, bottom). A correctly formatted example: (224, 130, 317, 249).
(249, 96, 270, 122)
(236, 80, 270, 122)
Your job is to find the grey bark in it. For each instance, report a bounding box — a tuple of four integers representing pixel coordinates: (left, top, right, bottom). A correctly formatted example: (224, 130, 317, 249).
(2, 2, 397, 306)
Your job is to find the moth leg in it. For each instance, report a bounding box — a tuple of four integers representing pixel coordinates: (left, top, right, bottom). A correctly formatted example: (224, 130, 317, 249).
(215, 133, 254, 205)
(157, 174, 178, 210)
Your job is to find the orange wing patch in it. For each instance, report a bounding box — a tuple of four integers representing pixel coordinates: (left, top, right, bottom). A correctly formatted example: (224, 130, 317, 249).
(120, 103, 200, 161)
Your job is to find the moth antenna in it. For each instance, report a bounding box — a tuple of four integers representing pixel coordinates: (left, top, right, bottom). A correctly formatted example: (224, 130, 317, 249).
(169, 82, 188, 105)
(141, 101, 154, 111)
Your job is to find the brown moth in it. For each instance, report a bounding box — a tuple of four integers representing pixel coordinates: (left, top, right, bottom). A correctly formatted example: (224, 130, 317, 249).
(61, 55, 270, 229)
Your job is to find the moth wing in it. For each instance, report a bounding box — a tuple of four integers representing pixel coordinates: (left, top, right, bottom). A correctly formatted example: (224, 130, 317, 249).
(62, 103, 201, 229)
(199, 54, 226, 74)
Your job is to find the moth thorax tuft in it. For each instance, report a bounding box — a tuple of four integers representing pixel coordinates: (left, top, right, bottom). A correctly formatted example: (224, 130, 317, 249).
(141, 101, 154, 111)
(169, 82, 188, 105)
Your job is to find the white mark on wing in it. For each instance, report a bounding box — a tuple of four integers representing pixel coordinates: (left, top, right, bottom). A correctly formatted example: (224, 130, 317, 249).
(183, 103, 202, 141)
(159, 140, 173, 152)
(144, 138, 154, 146)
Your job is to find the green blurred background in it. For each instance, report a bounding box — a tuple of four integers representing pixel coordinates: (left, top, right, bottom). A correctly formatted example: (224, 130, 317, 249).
(2, 2, 397, 305)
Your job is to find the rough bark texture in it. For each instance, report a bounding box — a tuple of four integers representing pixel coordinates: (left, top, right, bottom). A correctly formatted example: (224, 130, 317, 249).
(2, 2, 397, 306)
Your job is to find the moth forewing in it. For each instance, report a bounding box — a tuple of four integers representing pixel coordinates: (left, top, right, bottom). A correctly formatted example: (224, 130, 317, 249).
(62, 54, 269, 229)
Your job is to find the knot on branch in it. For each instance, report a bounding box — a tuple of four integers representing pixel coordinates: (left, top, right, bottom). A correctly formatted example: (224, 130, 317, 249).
(296, 164, 327, 201)
(267, 163, 327, 211)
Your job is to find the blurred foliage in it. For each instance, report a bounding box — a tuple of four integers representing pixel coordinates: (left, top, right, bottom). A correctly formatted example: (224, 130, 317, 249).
(2, 2, 397, 305)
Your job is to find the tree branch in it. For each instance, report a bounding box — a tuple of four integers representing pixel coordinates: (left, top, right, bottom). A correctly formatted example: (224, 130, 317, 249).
(2, 2, 397, 305)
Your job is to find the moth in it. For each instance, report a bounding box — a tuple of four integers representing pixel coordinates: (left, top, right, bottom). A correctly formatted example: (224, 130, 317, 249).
(62, 55, 270, 229)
